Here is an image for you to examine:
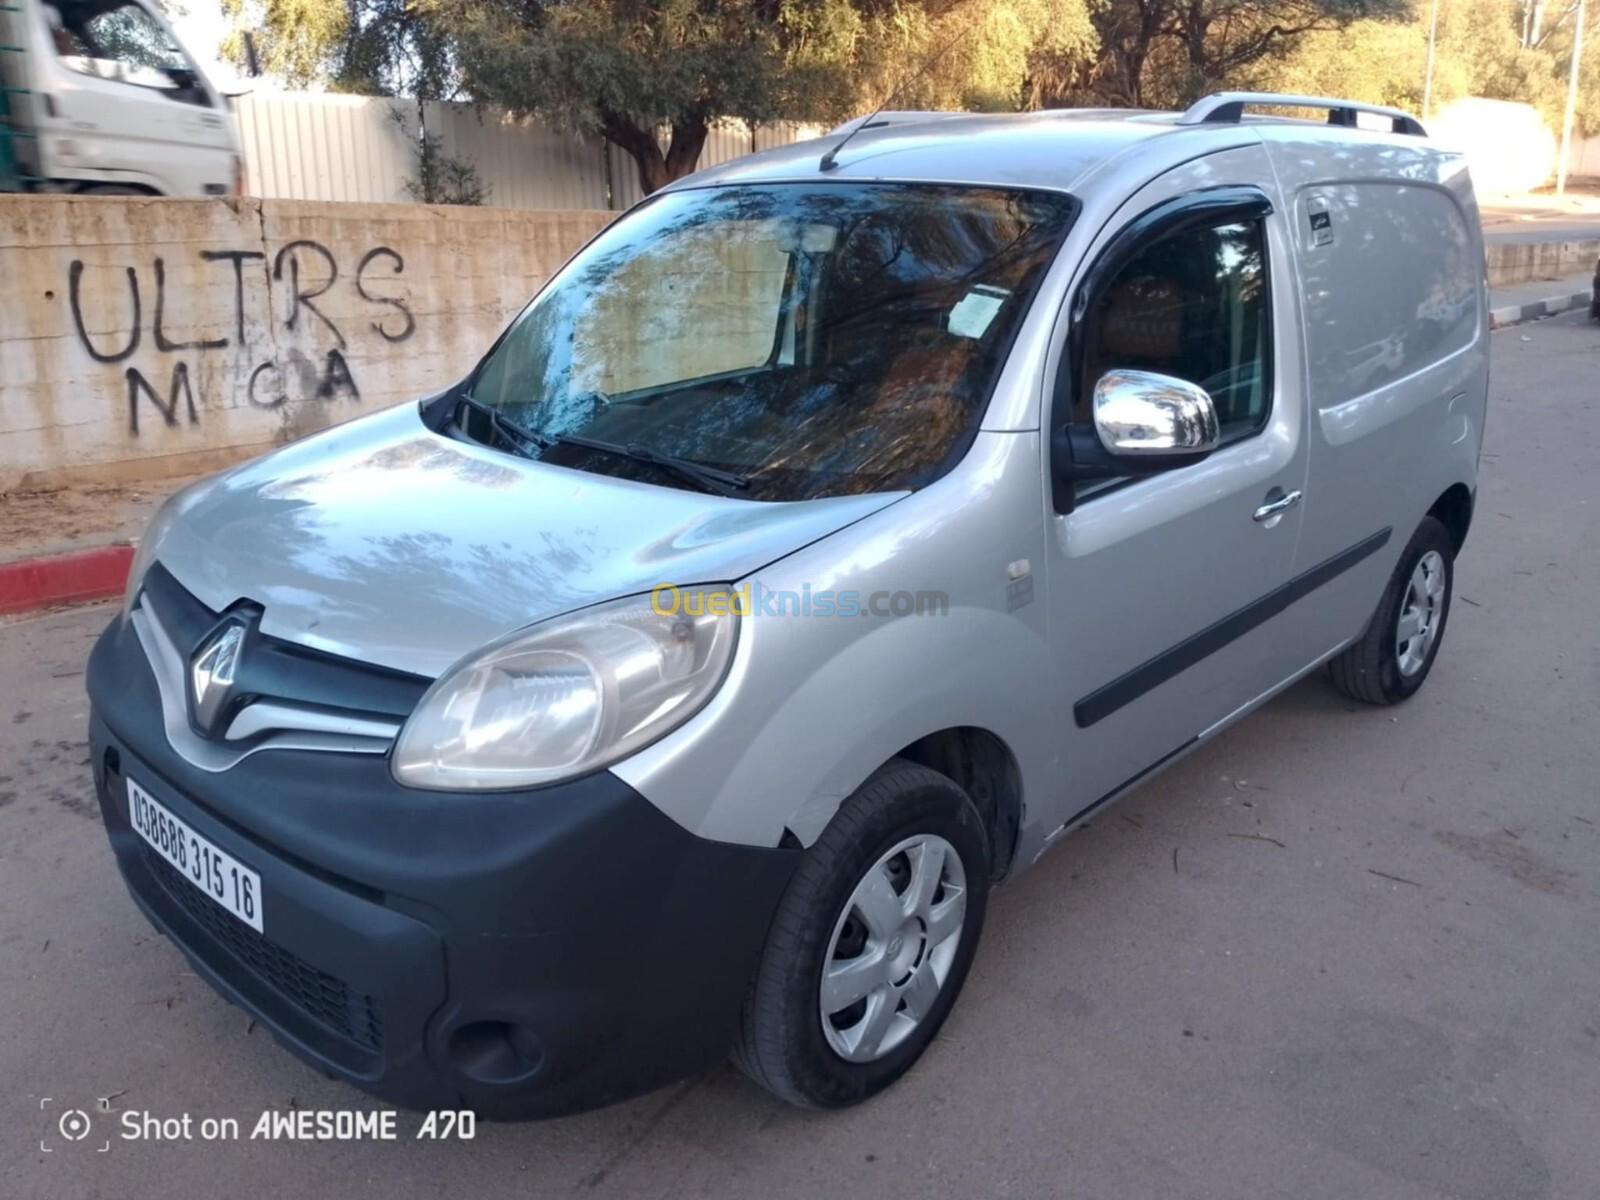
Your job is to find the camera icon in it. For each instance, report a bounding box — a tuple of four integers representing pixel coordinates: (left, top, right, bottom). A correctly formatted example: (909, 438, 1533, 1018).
(39, 1098, 109, 1153)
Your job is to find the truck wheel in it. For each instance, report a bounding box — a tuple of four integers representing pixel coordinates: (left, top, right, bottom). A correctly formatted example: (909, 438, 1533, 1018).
(1327, 515, 1454, 705)
(734, 758, 990, 1107)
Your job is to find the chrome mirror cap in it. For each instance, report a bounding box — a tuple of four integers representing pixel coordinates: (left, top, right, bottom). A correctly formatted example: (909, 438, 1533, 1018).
(1092, 369, 1220, 457)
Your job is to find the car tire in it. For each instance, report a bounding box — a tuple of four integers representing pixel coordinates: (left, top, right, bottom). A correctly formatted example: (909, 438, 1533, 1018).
(733, 758, 990, 1108)
(1327, 515, 1455, 705)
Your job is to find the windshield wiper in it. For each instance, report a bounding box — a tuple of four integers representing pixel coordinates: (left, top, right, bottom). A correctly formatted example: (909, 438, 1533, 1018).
(554, 433, 751, 498)
(454, 395, 749, 497)
(455, 393, 553, 457)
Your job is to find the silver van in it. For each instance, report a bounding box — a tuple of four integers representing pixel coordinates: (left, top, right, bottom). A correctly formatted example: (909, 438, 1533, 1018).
(88, 93, 1488, 1117)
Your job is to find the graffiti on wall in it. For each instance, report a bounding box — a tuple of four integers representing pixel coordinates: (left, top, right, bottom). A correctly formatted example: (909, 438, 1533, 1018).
(66, 240, 417, 435)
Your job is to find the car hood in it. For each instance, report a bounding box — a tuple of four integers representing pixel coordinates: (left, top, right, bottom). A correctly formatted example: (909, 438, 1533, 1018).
(148, 403, 903, 678)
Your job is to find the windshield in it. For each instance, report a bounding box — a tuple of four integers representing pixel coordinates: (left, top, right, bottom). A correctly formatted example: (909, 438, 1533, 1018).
(464, 182, 1076, 501)
(49, 1, 208, 102)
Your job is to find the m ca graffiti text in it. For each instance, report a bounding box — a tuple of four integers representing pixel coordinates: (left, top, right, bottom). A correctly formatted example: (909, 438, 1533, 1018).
(66, 239, 417, 435)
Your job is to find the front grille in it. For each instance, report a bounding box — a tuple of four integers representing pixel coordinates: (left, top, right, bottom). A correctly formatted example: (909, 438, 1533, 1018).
(139, 562, 429, 731)
(143, 847, 384, 1053)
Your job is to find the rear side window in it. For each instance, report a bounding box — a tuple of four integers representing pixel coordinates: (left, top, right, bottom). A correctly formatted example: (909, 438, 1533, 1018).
(1296, 183, 1478, 409)
(1078, 218, 1270, 441)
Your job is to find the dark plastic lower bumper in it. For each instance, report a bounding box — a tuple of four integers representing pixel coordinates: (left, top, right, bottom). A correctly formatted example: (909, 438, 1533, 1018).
(86, 615, 799, 1119)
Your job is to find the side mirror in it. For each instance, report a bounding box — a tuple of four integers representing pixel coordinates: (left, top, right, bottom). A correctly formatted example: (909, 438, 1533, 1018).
(1053, 369, 1220, 490)
(1093, 369, 1219, 457)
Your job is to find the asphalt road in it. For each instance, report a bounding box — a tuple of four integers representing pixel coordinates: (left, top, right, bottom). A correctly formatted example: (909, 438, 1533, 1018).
(1479, 196, 1600, 245)
(1481, 217, 1600, 244)
(4, 312, 1598, 1200)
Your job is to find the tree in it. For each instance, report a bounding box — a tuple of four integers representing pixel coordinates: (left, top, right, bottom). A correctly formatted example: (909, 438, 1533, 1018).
(1247, 0, 1600, 139)
(1046, 0, 1411, 108)
(221, 0, 454, 97)
(422, 0, 811, 195)
(223, 0, 1100, 195)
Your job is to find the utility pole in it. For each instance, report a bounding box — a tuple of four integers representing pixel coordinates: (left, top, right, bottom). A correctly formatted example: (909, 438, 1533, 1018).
(1557, 0, 1587, 194)
(1423, 0, 1441, 118)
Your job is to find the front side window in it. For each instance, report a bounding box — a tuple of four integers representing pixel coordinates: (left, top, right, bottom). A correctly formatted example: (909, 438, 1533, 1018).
(47, 1, 208, 102)
(1077, 218, 1270, 440)
(466, 182, 1076, 501)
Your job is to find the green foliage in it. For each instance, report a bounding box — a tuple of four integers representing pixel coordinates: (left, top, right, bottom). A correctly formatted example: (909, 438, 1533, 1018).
(837, 0, 1101, 112)
(1247, 0, 1600, 137)
(1049, 0, 1410, 108)
(220, 0, 351, 89)
(222, 0, 452, 97)
(387, 105, 490, 205)
(224, 0, 1600, 190)
(224, 0, 1101, 193)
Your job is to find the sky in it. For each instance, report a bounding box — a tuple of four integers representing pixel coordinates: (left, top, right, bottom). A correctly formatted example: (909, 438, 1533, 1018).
(166, 1, 254, 91)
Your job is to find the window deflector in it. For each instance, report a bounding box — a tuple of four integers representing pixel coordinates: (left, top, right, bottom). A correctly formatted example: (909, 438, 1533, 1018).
(1052, 186, 1275, 513)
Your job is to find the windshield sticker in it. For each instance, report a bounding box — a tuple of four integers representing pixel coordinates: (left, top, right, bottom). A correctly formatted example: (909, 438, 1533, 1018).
(947, 286, 1009, 339)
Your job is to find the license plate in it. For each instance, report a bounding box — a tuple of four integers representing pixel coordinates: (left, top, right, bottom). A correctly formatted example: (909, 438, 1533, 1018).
(128, 778, 263, 933)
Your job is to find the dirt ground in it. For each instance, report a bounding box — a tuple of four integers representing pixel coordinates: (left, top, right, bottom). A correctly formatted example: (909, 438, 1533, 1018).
(1, 311, 1597, 1200)
(0, 477, 199, 563)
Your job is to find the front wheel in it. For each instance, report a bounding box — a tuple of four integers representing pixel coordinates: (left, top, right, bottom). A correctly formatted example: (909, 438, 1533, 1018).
(733, 759, 990, 1107)
(1327, 515, 1455, 705)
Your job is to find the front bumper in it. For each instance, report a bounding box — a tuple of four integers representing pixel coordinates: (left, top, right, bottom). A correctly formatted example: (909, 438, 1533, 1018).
(87, 615, 799, 1118)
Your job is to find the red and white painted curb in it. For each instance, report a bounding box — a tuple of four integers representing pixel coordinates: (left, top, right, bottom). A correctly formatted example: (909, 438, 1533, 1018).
(0, 543, 133, 616)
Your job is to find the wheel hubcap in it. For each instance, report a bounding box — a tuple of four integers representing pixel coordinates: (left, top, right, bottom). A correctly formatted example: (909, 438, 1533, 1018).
(1395, 549, 1446, 676)
(820, 834, 967, 1063)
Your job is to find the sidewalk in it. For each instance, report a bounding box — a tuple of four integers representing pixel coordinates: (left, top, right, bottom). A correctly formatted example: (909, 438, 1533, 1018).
(1488, 269, 1595, 329)
(0, 477, 203, 615)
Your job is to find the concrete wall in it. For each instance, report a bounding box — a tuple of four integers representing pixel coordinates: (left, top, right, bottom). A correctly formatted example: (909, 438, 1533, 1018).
(1485, 238, 1600, 287)
(0, 196, 610, 492)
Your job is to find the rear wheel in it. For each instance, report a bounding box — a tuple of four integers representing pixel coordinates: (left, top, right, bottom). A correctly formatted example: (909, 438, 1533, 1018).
(734, 758, 989, 1107)
(1327, 515, 1454, 705)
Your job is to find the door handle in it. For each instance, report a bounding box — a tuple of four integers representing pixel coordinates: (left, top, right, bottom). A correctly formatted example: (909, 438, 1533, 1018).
(1253, 488, 1302, 523)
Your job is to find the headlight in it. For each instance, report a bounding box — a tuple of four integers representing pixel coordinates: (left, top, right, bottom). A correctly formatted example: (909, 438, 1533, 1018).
(391, 590, 739, 790)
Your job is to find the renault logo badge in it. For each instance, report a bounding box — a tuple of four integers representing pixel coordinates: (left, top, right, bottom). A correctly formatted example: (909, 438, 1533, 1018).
(189, 619, 246, 736)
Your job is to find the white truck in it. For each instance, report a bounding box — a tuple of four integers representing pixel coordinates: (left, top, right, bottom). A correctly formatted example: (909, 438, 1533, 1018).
(0, 0, 241, 196)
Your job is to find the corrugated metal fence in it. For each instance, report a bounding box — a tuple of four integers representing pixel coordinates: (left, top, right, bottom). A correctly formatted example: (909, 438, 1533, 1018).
(235, 92, 825, 211)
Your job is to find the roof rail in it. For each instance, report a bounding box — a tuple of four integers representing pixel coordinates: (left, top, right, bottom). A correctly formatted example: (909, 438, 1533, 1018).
(1177, 92, 1427, 138)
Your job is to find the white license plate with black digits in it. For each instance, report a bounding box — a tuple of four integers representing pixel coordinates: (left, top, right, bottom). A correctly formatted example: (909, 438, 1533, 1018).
(128, 778, 263, 933)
